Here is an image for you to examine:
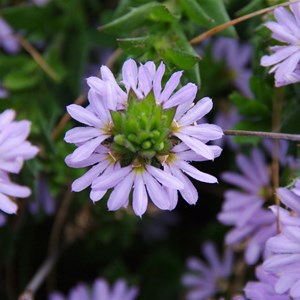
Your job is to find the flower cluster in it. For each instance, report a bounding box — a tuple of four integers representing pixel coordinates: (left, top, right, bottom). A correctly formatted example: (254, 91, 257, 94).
(182, 241, 233, 300)
(49, 278, 138, 300)
(261, 3, 300, 87)
(262, 180, 300, 299)
(213, 37, 253, 98)
(0, 110, 39, 215)
(65, 59, 223, 216)
(218, 148, 277, 265)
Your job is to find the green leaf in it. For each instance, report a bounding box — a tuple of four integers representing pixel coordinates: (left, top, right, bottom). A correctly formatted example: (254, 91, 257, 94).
(162, 48, 200, 69)
(99, 2, 176, 33)
(3, 64, 40, 90)
(230, 92, 270, 117)
(117, 36, 151, 56)
(149, 4, 178, 23)
(197, 0, 237, 37)
(179, 0, 214, 26)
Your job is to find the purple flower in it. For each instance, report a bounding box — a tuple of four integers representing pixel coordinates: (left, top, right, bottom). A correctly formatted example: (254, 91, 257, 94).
(162, 142, 221, 208)
(213, 37, 253, 98)
(218, 148, 277, 264)
(65, 59, 222, 216)
(244, 266, 289, 300)
(263, 139, 300, 170)
(29, 176, 56, 215)
(0, 85, 8, 99)
(0, 109, 39, 214)
(182, 241, 233, 300)
(0, 212, 7, 226)
(49, 278, 138, 300)
(260, 3, 300, 87)
(263, 181, 300, 298)
(0, 18, 20, 54)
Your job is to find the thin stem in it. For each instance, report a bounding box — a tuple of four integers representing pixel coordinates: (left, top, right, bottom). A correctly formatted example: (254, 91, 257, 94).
(16, 35, 59, 81)
(46, 189, 74, 291)
(18, 248, 61, 300)
(190, 0, 300, 45)
(224, 129, 300, 141)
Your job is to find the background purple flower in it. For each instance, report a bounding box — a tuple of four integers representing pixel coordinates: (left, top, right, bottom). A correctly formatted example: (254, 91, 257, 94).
(29, 176, 56, 215)
(213, 37, 253, 98)
(260, 3, 300, 87)
(49, 278, 138, 300)
(218, 148, 277, 264)
(263, 181, 300, 298)
(0, 18, 20, 54)
(182, 241, 233, 300)
(244, 266, 289, 300)
(0, 109, 39, 214)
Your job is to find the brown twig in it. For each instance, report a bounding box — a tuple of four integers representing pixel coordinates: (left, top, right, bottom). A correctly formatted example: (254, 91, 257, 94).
(224, 129, 300, 141)
(18, 248, 61, 300)
(189, 0, 300, 45)
(16, 35, 59, 81)
(48, 188, 74, 255)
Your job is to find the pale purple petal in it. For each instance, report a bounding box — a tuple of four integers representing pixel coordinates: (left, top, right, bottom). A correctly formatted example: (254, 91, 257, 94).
(107, 171, 134, 210)
(163, 83, 197, 109)
(176, 160, 217, 183)
(92, 165, 131, 190)
(69, 136, 109, 163)
(174, 133, 215, 160)
(146, 165, 184, 190)
(159, 71, 182, 103)
(143, 172, 170, 210)
(178, 97, 212, 125)
(0, 193, 18, 214)
(132, 174, 148, 217)
(64, 127, 102, 144)
(67, 104, 103, 127)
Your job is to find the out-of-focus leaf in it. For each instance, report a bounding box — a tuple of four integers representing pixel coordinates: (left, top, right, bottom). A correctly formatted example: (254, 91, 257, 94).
(179, 0, 214, 26)
(237, 0, 267, 15)
(99, 2, 176, 33)
(117, 36, 151, 56)
(45, 48, 68, 82)
(230, 92, 270, 117)
(250, 77, 273, 107)
(232, 120, 270, 144)
(197, 0, 237, 37)
(3, 61, 40, 90)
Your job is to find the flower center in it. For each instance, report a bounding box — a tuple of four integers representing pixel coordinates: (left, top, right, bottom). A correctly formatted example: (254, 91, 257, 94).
(110, 90, 176, 166)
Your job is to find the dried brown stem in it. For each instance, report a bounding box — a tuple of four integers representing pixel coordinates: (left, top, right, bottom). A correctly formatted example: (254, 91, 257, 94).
(224, 129, 300, 141)
(16, 35, 58, 81)
(18, 248, 61, 300)
(190, 0, 300, 45)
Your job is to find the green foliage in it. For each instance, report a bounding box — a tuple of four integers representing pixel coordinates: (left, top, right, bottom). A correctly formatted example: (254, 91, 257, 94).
(111, 91, 175, 163)
(1, 0, 300, 299)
